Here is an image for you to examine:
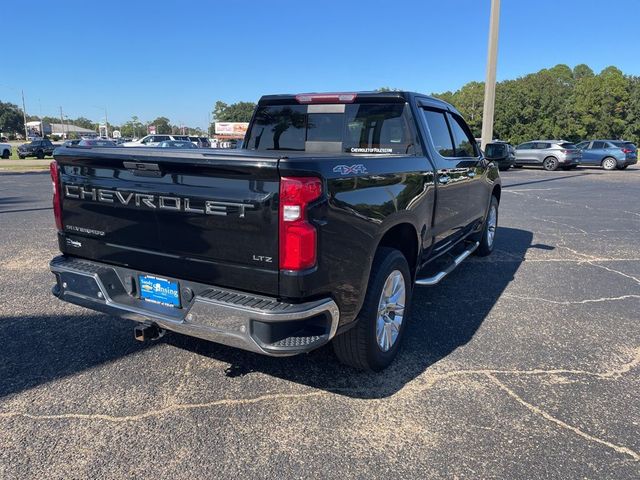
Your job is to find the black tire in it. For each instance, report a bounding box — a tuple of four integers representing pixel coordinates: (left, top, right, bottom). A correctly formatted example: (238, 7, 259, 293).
(498, 165, 510, 172)
(36, 150, 44, 159)
(18, 155, 25, 160)
(513, 164, 524, 168)
(619, 165, 629, 170)
(475, 196, 499, 257)
(543, 156, 559, 171)
(1, 149, 9, 159)
(601, 157, 617, 171)
(333, 248, 412, 371)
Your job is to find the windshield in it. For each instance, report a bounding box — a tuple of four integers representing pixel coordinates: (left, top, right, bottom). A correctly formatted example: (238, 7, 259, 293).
(245, 103, 415, 154)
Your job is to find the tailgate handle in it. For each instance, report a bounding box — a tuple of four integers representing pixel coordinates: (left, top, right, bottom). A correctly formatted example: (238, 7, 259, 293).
(123, 161, 162, 177)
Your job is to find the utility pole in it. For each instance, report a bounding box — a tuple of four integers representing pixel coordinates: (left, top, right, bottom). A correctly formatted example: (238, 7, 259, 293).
(21, 90, 28, 140)
(481, 0, 501, 150)
(104, 107, 109, 138)
(59, 106, 66, 139)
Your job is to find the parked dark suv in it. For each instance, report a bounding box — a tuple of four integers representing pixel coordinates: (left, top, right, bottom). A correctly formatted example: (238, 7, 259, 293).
(484, 142, 516, 171)
(17, 138, 56, 159)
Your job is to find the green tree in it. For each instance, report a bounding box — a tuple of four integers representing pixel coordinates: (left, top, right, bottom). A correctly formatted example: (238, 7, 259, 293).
(0, 101, 24, 136)
(120, 116, 146, 138)
(72, 116, 96, 129)
(212, 101, 256, 122)
(149, 116, 172, 134)
(435, 63, 640, 147)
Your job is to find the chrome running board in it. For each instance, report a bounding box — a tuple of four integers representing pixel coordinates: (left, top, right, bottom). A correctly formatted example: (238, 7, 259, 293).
(415, 242, 479, 286)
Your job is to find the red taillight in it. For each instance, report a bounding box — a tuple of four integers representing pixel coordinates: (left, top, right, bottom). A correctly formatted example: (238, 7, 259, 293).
(295, 93, 357, 104)
(279, 177, 322, 270)
(622, 148, 632, 154)
(49, 161, 63, 231)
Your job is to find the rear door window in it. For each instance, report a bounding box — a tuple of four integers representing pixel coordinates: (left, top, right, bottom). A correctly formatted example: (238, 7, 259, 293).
(447, 113, 477, 157)
(422, 109, 455, 157)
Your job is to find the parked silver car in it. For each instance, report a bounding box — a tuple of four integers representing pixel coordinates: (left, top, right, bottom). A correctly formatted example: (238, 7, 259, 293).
(574, 140, 638, 170)
(515, 140, 581, 171)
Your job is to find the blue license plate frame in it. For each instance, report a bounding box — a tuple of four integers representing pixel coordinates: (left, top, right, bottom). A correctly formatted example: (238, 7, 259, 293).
(138, 275, 181, 308)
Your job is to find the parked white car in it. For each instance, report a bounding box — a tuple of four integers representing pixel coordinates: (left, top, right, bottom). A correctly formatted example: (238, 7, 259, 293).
(0, 142, 12, 159)
(122, 134, 191, 147)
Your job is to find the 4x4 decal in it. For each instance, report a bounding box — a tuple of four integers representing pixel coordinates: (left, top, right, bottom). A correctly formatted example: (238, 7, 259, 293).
(333, 164, 368, 175)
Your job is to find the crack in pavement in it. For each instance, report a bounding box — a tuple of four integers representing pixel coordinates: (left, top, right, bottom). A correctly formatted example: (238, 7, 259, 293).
(502, 293, 640, 305)
(587, 262, 640, 286)
(486, 373, 640, 462)
(531, 216, 588, 234)
(0, 391, 328, 423)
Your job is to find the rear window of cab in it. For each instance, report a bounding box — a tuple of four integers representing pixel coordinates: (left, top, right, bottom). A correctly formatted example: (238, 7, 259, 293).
(245, 103, 416, 154)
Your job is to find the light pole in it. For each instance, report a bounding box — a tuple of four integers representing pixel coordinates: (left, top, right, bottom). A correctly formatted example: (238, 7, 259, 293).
(21, 90, 28, 140)
(481, 0, 501, 150)
(93, 105, 109, 138)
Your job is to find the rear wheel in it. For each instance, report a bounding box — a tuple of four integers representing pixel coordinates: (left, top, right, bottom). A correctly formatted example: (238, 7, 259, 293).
(543, 157, 559, 171)
(1, 149, 9, 159)
(333, 248, 412, 371)
(36, 150, 44, 159)
(475, 196, 498, 256)
(602, 157, 617, 170)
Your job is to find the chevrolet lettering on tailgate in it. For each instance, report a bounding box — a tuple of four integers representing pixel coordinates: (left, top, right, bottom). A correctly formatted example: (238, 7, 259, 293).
(63, 184, 254, 217)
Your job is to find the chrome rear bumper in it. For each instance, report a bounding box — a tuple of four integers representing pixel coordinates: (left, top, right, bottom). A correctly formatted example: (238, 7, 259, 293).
(50, 256, 339, 356)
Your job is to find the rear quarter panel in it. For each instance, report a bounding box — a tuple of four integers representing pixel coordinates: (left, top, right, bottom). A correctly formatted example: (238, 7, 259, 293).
(278, 154, 435, 325)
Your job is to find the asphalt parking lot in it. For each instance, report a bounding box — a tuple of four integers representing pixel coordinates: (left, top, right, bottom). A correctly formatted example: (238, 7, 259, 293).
(0, 166, 638, 479)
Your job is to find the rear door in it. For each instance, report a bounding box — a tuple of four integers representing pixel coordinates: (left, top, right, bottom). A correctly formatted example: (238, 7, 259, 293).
(583, 141, 604, 165)
(446, 111, 487, 225)
(515, 142, 535, 163)
(56, 150, 281, 295)
(533, 142, 551, 163)
(421, 108, 473, 247)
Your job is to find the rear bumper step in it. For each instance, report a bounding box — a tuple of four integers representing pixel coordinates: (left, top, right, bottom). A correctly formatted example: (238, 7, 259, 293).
(415, 242, 479, 286)
(50, 256, 339, 356)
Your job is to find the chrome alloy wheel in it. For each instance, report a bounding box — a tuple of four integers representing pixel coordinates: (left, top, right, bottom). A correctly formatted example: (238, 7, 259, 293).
(487, 205, 497, 247)
(376, 270, 406, 352)
(603, 157, 617, 170)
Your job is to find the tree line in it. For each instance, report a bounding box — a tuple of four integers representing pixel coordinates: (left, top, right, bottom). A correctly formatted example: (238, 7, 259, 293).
(434, 64, 640, 146)
(209, 65, 640, 147)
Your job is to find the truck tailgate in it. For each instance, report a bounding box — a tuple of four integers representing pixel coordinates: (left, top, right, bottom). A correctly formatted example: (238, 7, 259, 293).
(54, 148, 280, 295)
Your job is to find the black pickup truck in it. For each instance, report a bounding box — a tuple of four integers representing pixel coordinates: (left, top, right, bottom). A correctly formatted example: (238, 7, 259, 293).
(18, 138, 56, 159)
(49, 91, 501, 371)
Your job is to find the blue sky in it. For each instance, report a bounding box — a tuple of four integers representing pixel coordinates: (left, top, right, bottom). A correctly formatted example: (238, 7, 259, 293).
(3, 0, 639, 128)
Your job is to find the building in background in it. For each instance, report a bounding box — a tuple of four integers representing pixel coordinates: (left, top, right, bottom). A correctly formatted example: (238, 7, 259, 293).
(25, 121, 96, 139)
